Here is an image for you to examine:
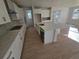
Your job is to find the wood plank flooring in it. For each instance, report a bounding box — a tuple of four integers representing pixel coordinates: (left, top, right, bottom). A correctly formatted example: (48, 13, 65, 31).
(21, 27, 79, 59)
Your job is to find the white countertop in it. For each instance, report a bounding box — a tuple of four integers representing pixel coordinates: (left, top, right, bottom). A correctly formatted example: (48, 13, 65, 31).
(0, 24, 25, 59)
(40, 23, 54, 31)
(37, 21, 60, 31)
(0, 30, 19, 59)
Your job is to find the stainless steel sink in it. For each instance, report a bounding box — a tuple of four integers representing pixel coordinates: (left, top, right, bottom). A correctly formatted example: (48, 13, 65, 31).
(10, 25, 22, 30)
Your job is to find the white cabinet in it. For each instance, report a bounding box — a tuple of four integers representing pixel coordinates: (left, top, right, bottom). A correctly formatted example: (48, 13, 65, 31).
(41, 9, 50, 18)
(13, 3, 24, 20)
(44, 31, 54, 44)
(34, 9, 41, 14)
(3, 35, 20, 59)
(12, 35, 21, 59)
(0, 0, 11, 25)
(6, 0, 15, 11)
(13, 3, 20, 19)
(3, 45, 16, 59)
(12, 25, 26, 59)
(3, 25, 26, 59)
(34, 9, 50, 17)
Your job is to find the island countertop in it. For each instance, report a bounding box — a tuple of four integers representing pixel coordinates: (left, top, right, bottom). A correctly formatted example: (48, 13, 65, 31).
(0, 24, 24, 59)
(37, 21, 55, 31)
(0, 30, 19, 59)
(37, 21, 62, 31)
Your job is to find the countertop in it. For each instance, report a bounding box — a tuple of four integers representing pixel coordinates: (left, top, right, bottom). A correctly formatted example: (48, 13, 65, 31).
(0, 20, 25, 59)
(37, 21, 61, 31)
(0, 30, 19, 59)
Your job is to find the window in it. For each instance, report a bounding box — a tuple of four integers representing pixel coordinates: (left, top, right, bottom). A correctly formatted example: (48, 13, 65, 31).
(68, 27, 79, 42)
(27, 10, 32, 19)
(72, 9, 79, 20)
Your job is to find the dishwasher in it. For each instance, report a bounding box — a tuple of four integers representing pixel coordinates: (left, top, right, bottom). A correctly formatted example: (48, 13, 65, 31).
(40, 27, 44, 43)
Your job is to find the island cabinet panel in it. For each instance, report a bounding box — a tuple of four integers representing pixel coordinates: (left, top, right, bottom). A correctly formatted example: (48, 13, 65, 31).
(3, 47, 15, 59)
(3, 25, 26, 59)
(3, 34, 22, 59)
(44, 31, 54, 44)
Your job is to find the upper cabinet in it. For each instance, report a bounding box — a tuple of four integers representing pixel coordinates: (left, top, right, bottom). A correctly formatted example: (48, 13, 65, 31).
(34, 8, 50, 18)
(41, 9, 50, 18)
(13, 3, 24, 20)
(0, 0, 11, 25)
(6, 0, 15, 11)
(4, 0, 24, 21)
(34, 9, 42, 14)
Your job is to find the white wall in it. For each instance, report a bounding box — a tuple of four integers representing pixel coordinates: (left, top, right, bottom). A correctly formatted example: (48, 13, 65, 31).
(51, 0, 79, 26)
(52, 0, 78, 7)
(51, 7, 69, 25)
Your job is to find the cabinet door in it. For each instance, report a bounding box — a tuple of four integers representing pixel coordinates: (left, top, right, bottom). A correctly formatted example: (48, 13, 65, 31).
(41, 9, 50, 18)
(18, 25, 26, 56)
(34, 9, 41, 14)
(7, 51, 15, 59)
(12, 34, 24, 59)
(3, 48, 16, 59)
(12, 35, 21, 59)
(0, 0, 11, 25)
(13, 3, 21, 20)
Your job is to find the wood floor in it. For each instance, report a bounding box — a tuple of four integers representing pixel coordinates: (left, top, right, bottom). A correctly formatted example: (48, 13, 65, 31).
(21, 27, 79, 59)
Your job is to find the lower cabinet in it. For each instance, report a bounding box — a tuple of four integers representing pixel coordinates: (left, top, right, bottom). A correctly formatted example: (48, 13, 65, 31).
(12, 35, 21, 59)
(3, 49, 15, 59)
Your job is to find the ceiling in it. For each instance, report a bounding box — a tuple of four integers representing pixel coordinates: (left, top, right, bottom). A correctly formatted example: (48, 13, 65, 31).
(14, 0, 54, 8)
(14, 0, 78, 8)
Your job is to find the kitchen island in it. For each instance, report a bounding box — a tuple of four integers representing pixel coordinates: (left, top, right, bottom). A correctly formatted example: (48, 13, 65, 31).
(36, 21, 61, 44)
(36, 21, 55, 44)
(0, 23, 26, 59)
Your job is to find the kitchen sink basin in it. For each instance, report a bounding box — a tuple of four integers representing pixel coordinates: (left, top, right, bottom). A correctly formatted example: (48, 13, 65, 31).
(10, 25, 22, 30)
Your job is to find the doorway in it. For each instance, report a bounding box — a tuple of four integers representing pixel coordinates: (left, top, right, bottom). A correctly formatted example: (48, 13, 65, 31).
(25, 9, 34, 27)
